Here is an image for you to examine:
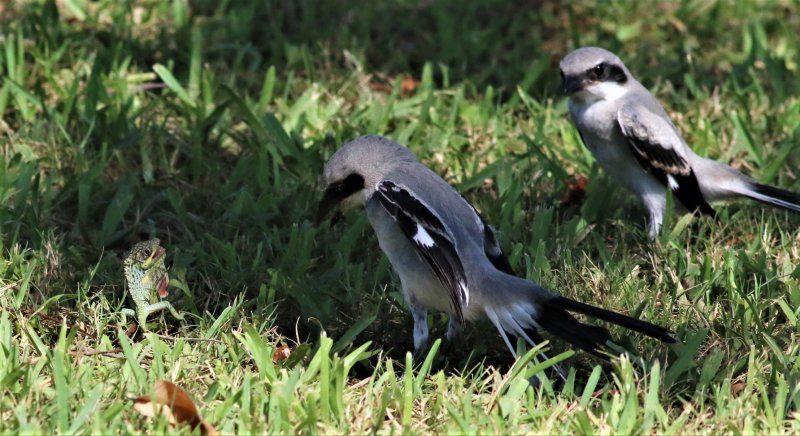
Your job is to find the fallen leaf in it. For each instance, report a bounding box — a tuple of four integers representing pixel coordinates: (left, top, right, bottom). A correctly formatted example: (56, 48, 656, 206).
(401, 76, 420, 94)
(368, 75, 420, 95)
(272, 344, 292, 363)
(561, 175, 589, 207)
(731, 382, 746, 397)
(131, 380, 218, 436)
(368, 81, 392, 93)
(126, 323, 138, 338)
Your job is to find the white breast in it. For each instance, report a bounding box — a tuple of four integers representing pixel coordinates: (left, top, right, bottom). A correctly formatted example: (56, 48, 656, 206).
(569, 99, 664, 199)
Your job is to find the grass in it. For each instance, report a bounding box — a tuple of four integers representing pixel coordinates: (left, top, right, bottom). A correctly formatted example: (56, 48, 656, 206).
(2, 0, 800, 433)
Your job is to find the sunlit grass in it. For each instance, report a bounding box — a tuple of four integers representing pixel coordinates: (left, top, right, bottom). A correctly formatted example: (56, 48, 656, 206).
(1, 0, 800, 433)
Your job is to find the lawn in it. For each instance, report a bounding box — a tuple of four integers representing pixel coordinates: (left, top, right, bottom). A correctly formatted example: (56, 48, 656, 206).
(2, 0, 800, 433)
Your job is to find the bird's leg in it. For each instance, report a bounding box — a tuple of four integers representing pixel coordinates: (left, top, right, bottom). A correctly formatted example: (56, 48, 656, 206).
(440, 316, 463, 355)
(647, 208, 663, 240)
(409, 303, 429, 362)
(643, 194, 667, 240)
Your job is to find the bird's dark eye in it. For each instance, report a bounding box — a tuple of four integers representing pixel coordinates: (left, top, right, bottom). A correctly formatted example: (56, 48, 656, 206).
(593, 63, 605, 77)
(559, 69, 565, 80)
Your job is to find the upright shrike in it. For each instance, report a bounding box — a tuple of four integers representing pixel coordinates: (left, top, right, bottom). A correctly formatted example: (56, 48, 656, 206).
(316, 135, 674, 363)
(560, 47, 800, 238)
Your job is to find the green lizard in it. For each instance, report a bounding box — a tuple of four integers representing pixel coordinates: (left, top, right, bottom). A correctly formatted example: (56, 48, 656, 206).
(122, 238, 183, 328)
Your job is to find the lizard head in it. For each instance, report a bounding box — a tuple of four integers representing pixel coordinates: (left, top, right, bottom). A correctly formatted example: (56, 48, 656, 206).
(124, 238, 166, 270)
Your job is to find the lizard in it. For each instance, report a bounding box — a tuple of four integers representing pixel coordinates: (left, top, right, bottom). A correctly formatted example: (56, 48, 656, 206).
(122, 238, 184, 329)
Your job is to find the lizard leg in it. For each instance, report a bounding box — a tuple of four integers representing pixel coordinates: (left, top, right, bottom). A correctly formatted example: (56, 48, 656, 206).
(142, 301, 184, 323)
(136, 306, 149, 329)
(121, 308, 137, 328)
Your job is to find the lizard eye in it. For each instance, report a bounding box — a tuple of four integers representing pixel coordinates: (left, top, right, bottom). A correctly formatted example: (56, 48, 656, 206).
(143, 248, 152, 258)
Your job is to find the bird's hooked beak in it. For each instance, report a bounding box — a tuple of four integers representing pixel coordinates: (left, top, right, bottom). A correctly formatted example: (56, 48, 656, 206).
(314, 173, 365, 227)
(562, 75, 586, 96)
(315, 187, 345, 227)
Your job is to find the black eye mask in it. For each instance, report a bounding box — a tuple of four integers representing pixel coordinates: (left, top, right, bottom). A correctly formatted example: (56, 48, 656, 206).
(315, 173, 365, 225)
(588, 62, 627, 84)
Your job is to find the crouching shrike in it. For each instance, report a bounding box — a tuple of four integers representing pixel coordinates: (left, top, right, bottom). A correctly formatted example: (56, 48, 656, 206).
(316, 135, 675, 363)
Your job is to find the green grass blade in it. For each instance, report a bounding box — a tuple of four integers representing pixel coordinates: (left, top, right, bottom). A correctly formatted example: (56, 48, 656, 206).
(153, 63, 195, 108)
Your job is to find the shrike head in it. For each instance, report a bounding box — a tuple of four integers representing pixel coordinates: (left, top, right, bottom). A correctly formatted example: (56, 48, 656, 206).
(560, 47, 632, 103)
(315, 135, 417, 225)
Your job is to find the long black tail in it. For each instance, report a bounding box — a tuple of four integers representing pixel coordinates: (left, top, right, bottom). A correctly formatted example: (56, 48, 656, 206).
(744, 182, 800, 213)
(552, 296, 676, 342)
(484, 274, 675, 359)
(535, 296, 676, 358)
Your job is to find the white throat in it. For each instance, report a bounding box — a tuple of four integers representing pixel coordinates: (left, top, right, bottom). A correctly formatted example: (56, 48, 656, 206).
(575, 81, 629, 104)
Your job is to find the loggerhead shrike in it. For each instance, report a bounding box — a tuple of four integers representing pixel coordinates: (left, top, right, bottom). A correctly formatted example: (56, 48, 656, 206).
(316, 135, 675, 362)
(560, 47, 800, 238)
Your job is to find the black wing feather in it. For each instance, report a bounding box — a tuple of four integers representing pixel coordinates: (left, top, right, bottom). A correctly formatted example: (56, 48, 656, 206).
(461, 197, 515, 275)
(480, 216, 515, 275)
(376, 180, 468, 323)
(628, 148, 715, 216)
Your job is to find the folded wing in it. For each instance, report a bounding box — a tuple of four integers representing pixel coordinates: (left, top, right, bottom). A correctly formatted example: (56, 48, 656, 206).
(376, 180, 469, 323)
(617, 104, 715, 216)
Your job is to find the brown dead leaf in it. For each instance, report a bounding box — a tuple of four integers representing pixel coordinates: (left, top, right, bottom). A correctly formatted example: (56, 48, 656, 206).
(561, 175, 589, 207)
(126, 323, 138, 338)
(272, 344, 292, 363)
(131, 380, 218, 436)
(401, 76, 420, 95)
(731, 382, 746, 397)
(367, 81, 392, 93)
(368, 75, 420, 95)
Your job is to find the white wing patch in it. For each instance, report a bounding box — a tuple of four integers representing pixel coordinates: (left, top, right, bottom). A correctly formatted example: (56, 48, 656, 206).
(458, 280, 469, 308)
(412, 224, 436, 247)
(667, 174, 679, 190)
